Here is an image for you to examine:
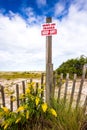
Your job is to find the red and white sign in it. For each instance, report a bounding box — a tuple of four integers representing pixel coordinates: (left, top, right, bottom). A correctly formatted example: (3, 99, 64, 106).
(41, 23, 57, 36)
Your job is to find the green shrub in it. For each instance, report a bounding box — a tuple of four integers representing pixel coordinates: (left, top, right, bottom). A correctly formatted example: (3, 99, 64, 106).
(0, 82, 57, 130)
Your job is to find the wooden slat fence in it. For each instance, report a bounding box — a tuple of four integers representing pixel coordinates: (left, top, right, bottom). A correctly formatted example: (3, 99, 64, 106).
(0, 74, 45, 111)
(0, 73, 87, 113)
(54, 73, 87, 113)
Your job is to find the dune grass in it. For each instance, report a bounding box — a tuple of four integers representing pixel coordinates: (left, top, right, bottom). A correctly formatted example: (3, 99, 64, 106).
(50, 98, 87, 130)
(0, 72, 42, 79)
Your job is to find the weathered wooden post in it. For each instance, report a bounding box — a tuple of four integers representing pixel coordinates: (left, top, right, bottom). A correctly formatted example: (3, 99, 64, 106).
(82, 64, 87, 79)
(41, 17, 57, 105)
(64, 73, 69, 104)
(69, 74, 77, 109)
(57, 73, 63, 102)
(0, 85, 5, 107)
(76, 64, 87, 109)
(46, 17, 53, 104)
(16, 84, 20, 108)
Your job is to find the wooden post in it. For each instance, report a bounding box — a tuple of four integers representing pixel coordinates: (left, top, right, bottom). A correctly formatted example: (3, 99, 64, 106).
(46, 17, 53, 105)
(57, 73, 63, 102)
(22, 81, 25, 95)
(76, 65, 87, 109)
(1, 85, 5, 107)
(36, 82, 39, 95)
(16, 84, 20, 108)
(82, 64, 87, 79)
(30, 78, 32, 83)
(10, 95, 13, 111)
(41, 73, 44, 99)
(22, 81, 26, 103)
(53, 71, 56, 98)
(64, 73, 69, 104)
(69, 74, 77, 109)
(83, 96, 87, 113)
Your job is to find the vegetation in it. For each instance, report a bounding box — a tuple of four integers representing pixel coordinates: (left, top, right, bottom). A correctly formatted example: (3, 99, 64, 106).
(0, 82, 86, 130)
(51, 99, 87, 130)
(0, 72, 43, 80)
(56, 55, 87, 78)
(0, 82, 58, 130)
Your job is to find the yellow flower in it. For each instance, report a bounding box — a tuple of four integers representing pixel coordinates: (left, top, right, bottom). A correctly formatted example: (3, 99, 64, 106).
(26, 111, 29, 119)
(15, 117, 21, 123)
(16, 106, 25, 112)
(30, 94, 34, 101)
(42, 103, 47, 112)
(27, 82, 31, 87)
(50, 108, 57, 117)
(26, 88, 30, 94)
(19, 94, 25, 99)
(10, 96, 16, 102)
(38, 88, 43, 94)
(35, 97, 40, 106)
(30, 82, 35, 86)
(27, 82, 35, 88)
(4, 123, 9, 130)
(2, 107, 9, 113)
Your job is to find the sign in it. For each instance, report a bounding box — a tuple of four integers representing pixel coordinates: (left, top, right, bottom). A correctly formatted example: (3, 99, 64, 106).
(41, 29, 57, 36)
(41, 23, 57, 36)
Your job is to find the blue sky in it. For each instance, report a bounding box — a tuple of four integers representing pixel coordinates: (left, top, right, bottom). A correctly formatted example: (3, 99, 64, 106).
(0, 0, 87, 71)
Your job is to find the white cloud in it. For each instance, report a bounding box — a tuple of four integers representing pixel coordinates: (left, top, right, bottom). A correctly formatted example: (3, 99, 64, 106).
(0, 4, 87, 71)
(54, 3, 65, 16)
(52, 5, 87, 69)
(73, 0, 87, 11)
(36, 0, 46, 7)
(0, 12, 45, 71)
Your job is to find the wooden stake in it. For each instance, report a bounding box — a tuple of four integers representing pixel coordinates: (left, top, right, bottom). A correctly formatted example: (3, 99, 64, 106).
(46, 17, 53, 105)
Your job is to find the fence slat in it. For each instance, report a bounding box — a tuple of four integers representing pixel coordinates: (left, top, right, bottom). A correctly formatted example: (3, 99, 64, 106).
(41, 73, 44, 99)
(30, 78, 32, 83)
(57, 73, 63, 102)
(64, 73, 69, 104)
(16, 84, 20, 108)
(10, 95, 13, 111)
(36, 82, 39, 95)
(1, 85, 5, 107)
(52, 72, 56, 98)
(0, 85, 1, 92)
(69, 74, 77, 108)
(83, 96, 87, 113)
(76, 78, 84, 109)
(22, 81, 26, 103)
